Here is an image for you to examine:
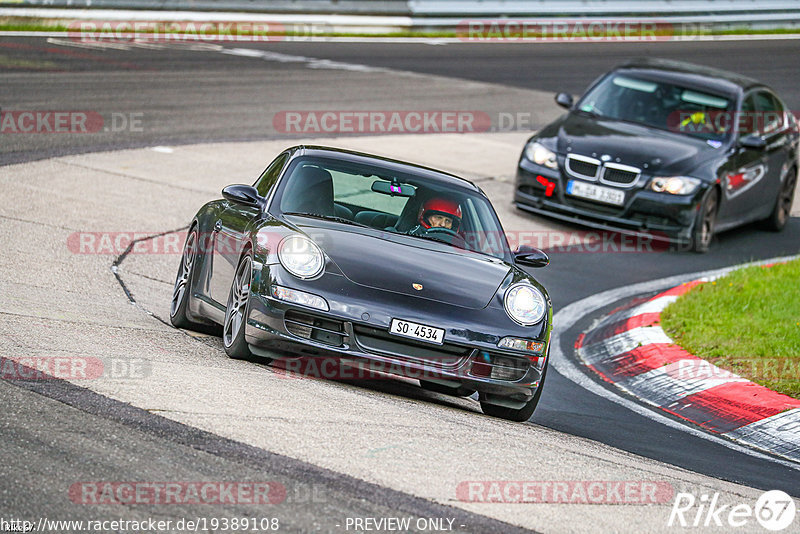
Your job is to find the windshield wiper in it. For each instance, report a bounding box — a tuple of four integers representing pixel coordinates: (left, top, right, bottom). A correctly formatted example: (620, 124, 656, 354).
(282, 212, 370, 228)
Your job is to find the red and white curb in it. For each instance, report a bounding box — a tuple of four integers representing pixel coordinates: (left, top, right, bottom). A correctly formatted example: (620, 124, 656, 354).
(576, 277, 800, 463)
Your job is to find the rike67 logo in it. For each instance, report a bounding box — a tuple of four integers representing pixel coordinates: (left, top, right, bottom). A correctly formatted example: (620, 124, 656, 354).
(668, 490, 796, 531)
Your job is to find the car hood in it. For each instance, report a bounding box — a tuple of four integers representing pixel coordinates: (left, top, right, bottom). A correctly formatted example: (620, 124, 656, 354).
(298, 222, 511, 309)
(551, 113, 721, 175)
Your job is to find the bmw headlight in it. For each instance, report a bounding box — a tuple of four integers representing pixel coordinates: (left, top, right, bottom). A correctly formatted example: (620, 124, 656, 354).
(649, 176, 701, 195)
(504, 283, 547, 326)
(524, 142, 558, 169)
(278, 235, 324, 279)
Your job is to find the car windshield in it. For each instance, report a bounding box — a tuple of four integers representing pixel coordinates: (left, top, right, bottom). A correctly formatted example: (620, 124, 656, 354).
(274, 156, 512, 261)
(577, 72, 735, 141)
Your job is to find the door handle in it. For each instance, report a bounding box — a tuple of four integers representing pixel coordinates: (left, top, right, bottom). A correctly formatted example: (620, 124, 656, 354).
(214, 220, 222, 232)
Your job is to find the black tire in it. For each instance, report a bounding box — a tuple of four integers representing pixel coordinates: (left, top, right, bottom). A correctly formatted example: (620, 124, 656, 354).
(761, 168, 797, 232)
(223, 251, 253, 360)
(480, 365, 547, 422)
(170, 229, 203, 330)
(689, 188, 718, 253)
(419, 380, 476, 397)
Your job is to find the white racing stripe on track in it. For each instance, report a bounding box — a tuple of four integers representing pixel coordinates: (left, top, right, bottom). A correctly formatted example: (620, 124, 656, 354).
(596, 295, 678, 327)
(579, 326, 672, 364)
(219, 47, 394, 73)
(727, 409, 800, 461)
(618, 360, 748, 407)
(46, 37, 133, 50)
(550, 254, 800, 471)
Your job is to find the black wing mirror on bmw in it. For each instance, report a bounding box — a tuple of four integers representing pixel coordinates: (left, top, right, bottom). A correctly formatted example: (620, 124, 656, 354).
(555, 92, 574, 109)
(739, 134, 767, 150)
(222, 184, 263, 207)
(514, 245, 550, 268)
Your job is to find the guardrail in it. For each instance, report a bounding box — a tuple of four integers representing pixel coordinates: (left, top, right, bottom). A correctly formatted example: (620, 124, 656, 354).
(3, 1, 800, 31)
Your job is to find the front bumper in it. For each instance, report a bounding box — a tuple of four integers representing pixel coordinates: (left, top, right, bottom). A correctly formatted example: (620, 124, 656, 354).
(515, 158, 704, 244)
(244, 276, 549, 407)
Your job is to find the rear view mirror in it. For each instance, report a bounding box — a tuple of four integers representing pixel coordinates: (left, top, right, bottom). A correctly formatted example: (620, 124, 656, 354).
(372, 180, 416, 197)
(514, 245, 550, 268)
(555, 92, 574, 109)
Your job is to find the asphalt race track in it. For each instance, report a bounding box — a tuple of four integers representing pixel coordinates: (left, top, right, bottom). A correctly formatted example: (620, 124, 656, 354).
(1, 36, 799, 533)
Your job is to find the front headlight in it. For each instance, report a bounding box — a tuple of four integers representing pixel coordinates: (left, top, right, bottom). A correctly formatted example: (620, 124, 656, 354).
(524, 142, 558, 169)
(278, 235, 324, 279)
(649, 176, 701, 195)
(504, 283, 547, 326)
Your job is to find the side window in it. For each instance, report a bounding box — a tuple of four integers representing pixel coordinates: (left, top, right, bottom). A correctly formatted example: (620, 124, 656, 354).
(757, 92, 784, 135)
(253, 152, 289, 197)
(739, 94, 757, 137)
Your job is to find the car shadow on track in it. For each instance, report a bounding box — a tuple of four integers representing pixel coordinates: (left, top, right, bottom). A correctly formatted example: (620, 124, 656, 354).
(251, 354, 484, 416)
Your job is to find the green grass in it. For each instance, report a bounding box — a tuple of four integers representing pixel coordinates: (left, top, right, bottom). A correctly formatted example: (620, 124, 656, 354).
(661, 259, 800, 399)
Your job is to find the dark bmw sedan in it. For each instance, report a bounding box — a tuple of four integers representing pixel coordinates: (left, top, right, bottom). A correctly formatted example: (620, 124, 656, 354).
(515, 58, 799, 252)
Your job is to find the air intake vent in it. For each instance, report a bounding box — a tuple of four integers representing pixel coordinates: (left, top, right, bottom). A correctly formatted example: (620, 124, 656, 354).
(469, 352, 529, 382)
(284, 311, 346, 347)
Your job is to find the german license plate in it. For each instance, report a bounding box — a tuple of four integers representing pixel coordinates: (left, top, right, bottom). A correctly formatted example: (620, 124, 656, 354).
(567, 180, 625, 206)
(389, 319, 445, 345)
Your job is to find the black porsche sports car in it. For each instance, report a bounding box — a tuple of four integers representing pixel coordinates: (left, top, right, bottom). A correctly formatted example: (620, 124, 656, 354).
(515, 58, 799, 252)
(170, 146, 552, 421)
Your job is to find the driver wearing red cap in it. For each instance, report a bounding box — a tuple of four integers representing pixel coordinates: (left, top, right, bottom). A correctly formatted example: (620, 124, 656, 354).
(409, 197, 463, 238)
(417, 197, 462, 232)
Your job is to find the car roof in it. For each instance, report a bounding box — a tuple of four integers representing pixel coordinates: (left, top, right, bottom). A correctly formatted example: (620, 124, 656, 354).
(288, 145, 482, 192)
(616, 58, 765, 96)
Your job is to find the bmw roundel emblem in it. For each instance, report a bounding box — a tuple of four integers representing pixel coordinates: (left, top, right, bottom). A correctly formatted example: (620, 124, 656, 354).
(601, 154, 612, 162)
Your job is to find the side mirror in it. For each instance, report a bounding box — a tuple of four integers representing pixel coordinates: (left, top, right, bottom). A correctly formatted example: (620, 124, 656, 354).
(555, 92, 574, 110)
(739, 134, 766, 150)
(222, 184, 262, 207)
(514, 245, 550, 268)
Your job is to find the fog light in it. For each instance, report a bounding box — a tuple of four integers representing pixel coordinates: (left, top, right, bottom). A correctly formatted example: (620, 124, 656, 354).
(271, 285, 329, 311)
(490, 356, 520, 381)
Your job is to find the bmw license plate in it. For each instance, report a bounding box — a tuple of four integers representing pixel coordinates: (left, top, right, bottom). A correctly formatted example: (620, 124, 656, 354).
(389, 319, 445, 345)
(567, 180, 625, 206)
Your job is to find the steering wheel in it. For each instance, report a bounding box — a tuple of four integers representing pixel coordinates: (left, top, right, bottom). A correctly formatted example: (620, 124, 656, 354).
(424, 226, 458, 238)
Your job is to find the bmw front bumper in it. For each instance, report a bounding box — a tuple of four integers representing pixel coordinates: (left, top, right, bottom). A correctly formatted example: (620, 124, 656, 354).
(515, 158, 705, 245)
